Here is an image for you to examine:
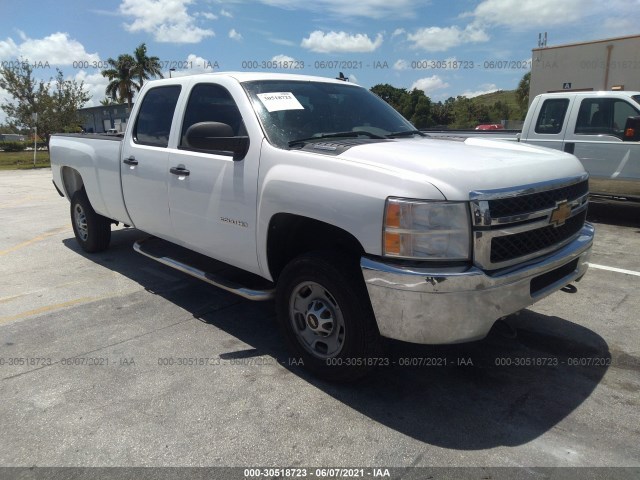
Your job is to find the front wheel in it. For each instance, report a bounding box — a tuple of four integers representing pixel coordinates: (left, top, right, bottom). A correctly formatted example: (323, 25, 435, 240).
(71, 188, 111, 253)
(276, 252, 383, 382)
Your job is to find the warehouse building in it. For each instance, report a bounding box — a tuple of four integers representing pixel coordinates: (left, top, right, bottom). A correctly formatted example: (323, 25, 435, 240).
(530, 34, 640, 102)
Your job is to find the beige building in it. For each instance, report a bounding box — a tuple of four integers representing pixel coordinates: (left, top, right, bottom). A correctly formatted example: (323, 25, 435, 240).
(530, 34, 640, 103)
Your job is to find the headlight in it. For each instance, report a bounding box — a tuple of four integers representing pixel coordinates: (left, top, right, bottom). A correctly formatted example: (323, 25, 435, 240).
(383, 198, 471, 260)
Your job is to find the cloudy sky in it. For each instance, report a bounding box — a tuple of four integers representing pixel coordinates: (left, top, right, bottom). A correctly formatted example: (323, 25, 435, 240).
(0, 0, 638, 120)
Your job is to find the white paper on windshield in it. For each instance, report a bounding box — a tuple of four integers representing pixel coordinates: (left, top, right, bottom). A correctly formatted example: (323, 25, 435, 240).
(256, 92, 304, 113)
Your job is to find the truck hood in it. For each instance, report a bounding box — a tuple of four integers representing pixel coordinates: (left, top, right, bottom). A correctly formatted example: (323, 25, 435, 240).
(336, 137, 586, 201)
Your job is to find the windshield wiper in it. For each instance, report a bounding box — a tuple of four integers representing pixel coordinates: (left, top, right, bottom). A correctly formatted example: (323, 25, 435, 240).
(288, 130, 385, 147)
(385, 130, 425, 138)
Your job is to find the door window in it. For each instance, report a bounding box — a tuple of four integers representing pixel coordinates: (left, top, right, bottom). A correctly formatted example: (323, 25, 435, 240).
(575, 98, 640, 138)
(534, 99, 569, 134)
(180, 83, 246, 150)
(133, 86, 181, 147)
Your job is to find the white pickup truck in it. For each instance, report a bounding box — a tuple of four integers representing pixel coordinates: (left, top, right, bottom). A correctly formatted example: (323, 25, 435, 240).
(520, 91, 640, 200)
(51, 72, 594, 380)
(428, 91, 640, 201)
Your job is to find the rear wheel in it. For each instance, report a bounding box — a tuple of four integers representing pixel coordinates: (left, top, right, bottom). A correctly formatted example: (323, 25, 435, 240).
(71, 188, 111, 253)
(276, 252, 383, 382)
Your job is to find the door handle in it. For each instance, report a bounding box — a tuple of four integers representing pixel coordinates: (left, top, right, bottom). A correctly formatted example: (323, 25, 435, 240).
(170, 166, 190, 176)
(564, 142, 575, 154)
(123, 156, 138, 166)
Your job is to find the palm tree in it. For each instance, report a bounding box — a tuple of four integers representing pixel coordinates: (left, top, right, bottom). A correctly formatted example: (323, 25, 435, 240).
(101, 54, 136, 108)
(132, 43, 163, 90)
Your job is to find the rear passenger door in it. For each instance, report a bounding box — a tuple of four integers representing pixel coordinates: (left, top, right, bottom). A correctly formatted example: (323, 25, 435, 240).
(167, 80, 261, 275)
(563, 97, 640, 196)
(121, 85, 182, 239)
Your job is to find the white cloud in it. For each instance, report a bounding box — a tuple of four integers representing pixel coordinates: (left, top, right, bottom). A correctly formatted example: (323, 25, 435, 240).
(271, 54, 296, 62)
(228, 29, 243, 41)
(269, 38, 296, 47)
(73, 70, 110, 107)
(392, 28, 405, 37)
(301, 31, 383, 53)
(460, 83, 499, 98)
(0, 32, 99, 65)
(407, 25, 488, 52)
(198, 11, 218, 20)
(258, 0, 415, 19)
(169, 54, 216, 77)
(0, 86, 12, 124)
(393, 59, 409, 70)
(602, 16, 638, 36)
(470, 0, 595, 28)
(220, 9, 233, 18)
(119, 0, 214, 43)
(410, 75, 450, 94)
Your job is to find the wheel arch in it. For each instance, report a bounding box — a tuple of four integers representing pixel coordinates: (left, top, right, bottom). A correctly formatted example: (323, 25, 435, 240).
(61, 166, 84, 199)
(266, 213, 365, 282)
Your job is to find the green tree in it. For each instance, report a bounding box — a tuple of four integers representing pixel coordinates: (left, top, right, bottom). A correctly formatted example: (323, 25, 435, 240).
(451, 96, 490, 128)
(101, 54, 137, 108)
(489, 100, 511, 123)
(403, 89, 432, 128)
(132, 43, 163, 89)
(431, 97, 455, 126)
(370, 84, 408, 111)
(516, 71, 531, 115)
(0, 62, 90, 145)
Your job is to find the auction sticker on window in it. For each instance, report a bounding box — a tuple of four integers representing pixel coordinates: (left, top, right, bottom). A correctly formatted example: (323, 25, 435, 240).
(256, 92, 304, 112)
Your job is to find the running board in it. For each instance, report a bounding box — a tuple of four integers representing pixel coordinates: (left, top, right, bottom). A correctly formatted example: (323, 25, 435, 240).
(133, 237, 274, 301)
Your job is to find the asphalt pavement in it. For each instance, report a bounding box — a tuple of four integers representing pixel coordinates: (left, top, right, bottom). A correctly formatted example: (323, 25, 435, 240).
(0, 169, 639, 475)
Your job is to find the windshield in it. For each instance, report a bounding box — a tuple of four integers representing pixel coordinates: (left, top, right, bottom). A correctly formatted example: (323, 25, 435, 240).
(633, 95, 640, 107)
(243, 80, 417, 149)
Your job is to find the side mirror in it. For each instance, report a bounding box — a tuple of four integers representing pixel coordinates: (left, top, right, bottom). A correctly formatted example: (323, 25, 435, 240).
(623, 116, 640, 142)
(184, 122, 250, 160)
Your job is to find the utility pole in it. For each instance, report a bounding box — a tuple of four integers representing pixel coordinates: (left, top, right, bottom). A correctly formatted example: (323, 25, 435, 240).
(32, 112, 37, 166)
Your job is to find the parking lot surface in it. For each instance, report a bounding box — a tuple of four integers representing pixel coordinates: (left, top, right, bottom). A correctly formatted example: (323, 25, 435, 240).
(1, 170, 639, 472)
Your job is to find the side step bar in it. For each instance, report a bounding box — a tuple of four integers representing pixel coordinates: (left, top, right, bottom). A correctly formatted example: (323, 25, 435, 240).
(133, 237, 274, 301)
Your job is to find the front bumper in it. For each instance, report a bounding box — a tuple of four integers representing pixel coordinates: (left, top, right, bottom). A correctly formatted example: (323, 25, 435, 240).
(361, 223, 594, 344)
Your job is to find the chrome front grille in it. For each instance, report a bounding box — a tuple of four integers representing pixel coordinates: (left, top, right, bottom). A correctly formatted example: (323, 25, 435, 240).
(470, 175, 589, 270)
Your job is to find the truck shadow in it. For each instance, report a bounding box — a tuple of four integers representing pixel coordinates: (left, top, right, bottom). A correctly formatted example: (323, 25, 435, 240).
(63, 228, 611, 451)
(587, 199, 640, 228)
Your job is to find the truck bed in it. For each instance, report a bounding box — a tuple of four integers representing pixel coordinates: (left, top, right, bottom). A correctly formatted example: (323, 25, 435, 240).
(50, 132, 130, 225)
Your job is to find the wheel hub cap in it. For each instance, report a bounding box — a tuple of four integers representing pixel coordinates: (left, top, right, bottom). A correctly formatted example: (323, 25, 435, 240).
(290, 281, 345, 358)
(304, 300, 334, 336)
(74, 205, 88, 241)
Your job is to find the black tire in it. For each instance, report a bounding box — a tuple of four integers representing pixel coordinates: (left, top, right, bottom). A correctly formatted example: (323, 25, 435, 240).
(276, 251, 383, 382)
(70, 188, 111, 253)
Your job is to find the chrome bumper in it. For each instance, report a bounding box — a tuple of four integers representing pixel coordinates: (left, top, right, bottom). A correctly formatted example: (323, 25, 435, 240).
(361, 223, 594, 344)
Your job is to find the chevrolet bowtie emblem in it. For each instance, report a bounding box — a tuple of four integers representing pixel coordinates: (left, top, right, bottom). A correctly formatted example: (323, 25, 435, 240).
(549, 200, 571, 227)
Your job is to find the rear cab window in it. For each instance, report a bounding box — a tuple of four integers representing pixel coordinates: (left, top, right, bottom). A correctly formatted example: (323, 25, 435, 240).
(133, 86, 182, 147)
(535, 98, 569, 134)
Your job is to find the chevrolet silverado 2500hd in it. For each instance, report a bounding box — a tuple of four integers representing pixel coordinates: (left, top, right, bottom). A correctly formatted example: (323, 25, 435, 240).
(51, 73, 595, 381)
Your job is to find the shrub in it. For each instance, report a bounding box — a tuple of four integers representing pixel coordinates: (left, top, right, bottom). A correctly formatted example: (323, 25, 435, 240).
(0, 141, 26, 152)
